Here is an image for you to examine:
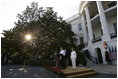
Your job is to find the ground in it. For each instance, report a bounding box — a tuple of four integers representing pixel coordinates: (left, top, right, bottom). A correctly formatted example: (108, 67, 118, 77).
(1, 65, 117, 78)
(88, 73, 117, 78)
(1, 65, 59, 78)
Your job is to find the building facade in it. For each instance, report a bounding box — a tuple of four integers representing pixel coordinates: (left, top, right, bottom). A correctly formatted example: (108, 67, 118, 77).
(66, 14, 84, 45)
(67, 1, 117, 65)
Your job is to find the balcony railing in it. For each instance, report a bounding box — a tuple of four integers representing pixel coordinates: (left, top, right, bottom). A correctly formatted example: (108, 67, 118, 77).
(90, 11, 99, 19)
(92, 36, 102, 43)
(103, 1, 117, 10)
(110, 33, 117, 39)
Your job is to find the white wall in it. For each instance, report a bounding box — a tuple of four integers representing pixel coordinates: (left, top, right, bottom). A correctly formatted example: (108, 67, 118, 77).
(71, 18, 82, 34)
(88, 38, 117, 65)
(68, 16, 84, 45)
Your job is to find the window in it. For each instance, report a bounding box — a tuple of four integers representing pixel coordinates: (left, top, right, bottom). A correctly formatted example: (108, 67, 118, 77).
(113, 22, 117, 34)
(78, 23, 82, 31)
(80, 37, 84, 45)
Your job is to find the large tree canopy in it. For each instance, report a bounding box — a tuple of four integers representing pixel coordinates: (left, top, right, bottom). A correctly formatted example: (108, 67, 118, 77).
(1, 2, 77, 63)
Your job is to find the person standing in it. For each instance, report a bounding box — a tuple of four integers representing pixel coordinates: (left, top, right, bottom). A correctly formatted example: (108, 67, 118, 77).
(55, 50, 60, 67)
(71, 48, 77, 70)
(65, 49, 70, 67)
(59, 47, 66, 69)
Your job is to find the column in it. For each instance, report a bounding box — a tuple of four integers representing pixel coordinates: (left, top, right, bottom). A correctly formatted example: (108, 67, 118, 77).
(85, 6, 93, 45)
(81, 15, 87, 44)
(96, 1, 111, 41)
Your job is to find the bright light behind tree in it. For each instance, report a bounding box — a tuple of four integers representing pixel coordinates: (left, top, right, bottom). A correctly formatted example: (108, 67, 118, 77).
(25, 34, 32, 40)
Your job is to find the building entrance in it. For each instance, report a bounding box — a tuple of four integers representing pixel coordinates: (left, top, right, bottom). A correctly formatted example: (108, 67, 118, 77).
(96, 48, 103, 64)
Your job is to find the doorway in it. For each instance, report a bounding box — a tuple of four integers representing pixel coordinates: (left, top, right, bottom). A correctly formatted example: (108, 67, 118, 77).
(95, 48, 103, 64)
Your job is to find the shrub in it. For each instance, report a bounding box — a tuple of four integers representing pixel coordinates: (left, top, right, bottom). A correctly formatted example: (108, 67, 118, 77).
(25, 60, 56, 67)
(77, 52, 87, 66)
(45, 66, 65, 78)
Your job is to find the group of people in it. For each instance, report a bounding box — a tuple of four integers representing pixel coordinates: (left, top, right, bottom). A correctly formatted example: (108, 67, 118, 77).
(58, 47, 77, 70)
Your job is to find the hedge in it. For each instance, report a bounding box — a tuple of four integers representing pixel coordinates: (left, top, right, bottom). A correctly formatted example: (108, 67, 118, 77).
(24, 60, 56, 67)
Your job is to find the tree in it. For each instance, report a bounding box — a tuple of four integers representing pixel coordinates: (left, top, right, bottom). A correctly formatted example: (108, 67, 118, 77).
(1, 29, 28, 64)
(1, 2, 77, 64)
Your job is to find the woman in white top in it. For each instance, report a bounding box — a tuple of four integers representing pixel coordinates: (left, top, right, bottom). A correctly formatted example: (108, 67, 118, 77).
(71, 48, 77, 70)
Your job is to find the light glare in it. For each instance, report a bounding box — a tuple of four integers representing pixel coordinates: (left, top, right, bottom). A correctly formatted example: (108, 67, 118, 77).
(25, 34, 32, 40)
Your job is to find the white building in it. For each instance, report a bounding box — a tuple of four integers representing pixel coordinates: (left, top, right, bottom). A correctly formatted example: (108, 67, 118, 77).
(66, 1, 117, 65)
(66, 14, 84, 45)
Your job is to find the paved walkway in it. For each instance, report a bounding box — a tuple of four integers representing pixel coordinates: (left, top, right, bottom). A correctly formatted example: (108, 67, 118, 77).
(89, 73, 117, 78)
(1, 64, 117, 78)
(1, 65, 59, 78)
(85, 64, 117, 75)
(84, 59, 117, 75)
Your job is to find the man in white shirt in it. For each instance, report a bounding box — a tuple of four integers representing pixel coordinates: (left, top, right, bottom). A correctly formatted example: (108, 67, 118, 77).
(59, 47, 66, 69)
(60, 48, 66, 56)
